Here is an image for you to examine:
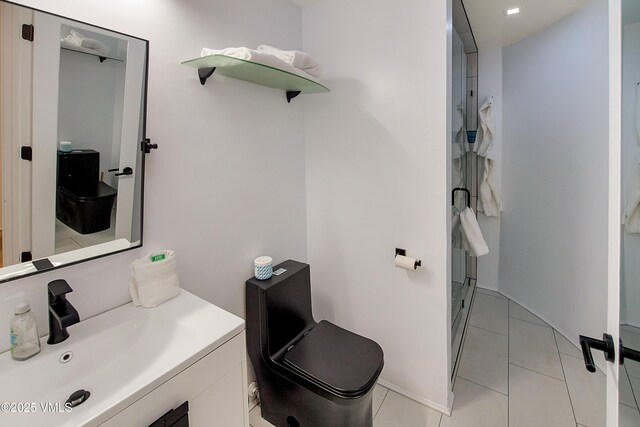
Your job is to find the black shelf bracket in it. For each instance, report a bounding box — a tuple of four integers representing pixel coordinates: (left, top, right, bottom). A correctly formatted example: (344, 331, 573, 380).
(286, 91, 301, 103)
(198, 67, 216, 85)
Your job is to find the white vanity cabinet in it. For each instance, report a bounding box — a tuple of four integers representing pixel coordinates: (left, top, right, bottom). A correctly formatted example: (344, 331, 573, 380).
(100, 331, 249, 427)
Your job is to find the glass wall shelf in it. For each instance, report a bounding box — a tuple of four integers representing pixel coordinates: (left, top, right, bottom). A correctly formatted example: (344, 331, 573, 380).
(60, 43, 124, 63)
(181, 54, 329, 102)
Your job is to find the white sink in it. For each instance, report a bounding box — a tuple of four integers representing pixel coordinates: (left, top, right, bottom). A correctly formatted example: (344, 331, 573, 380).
(0, 290, 245, 427)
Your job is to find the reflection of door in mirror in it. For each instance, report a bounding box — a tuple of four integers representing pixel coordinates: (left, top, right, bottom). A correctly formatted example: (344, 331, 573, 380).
(31, 14, 144, 259)
(0, 1, 147, 283)
(0, 2, 34, 267)
(621, 0, 640, 417)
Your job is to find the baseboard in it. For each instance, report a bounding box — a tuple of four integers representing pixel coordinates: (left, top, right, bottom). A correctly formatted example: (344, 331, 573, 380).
(476, 283, 499, 292)
(376, 379, 452, 416)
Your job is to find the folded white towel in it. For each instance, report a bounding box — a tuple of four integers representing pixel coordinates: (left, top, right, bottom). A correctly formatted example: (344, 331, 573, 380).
(129, 250, 180, 308)
(257, 45, 322, 78)
(62, 30, 110, 56)
(201, 47, 253, 60)
(460, 207, 489, 257)
(200, 47, 319, 83)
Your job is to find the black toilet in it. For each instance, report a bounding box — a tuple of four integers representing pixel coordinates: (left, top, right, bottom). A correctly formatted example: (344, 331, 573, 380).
(56, 150, 117, 234)
(246, 260, 384, 427)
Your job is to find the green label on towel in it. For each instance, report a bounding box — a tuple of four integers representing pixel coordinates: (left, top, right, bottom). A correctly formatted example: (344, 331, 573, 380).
(151, 253, 166, 262)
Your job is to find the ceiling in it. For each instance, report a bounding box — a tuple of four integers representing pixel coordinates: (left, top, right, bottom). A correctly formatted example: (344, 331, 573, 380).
(461, 0, 588, 49)
(290, 0, 636, 48)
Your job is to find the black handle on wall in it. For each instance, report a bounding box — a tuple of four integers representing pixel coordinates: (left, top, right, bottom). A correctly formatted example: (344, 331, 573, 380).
(579, 333, 615, 373)
(620, 341, 640, 365)
(452, 188, 471, 208)
(143, 138, 158, 153)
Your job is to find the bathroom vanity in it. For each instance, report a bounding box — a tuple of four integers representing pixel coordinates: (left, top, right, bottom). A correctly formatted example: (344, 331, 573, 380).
(0, 290, 249, 427)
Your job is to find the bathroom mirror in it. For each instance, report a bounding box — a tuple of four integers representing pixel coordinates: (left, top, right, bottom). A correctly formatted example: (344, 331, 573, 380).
(0, 1, 148, 283)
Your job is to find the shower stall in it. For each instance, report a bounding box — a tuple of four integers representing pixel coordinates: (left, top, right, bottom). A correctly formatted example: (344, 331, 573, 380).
(450, 0, 478, 374)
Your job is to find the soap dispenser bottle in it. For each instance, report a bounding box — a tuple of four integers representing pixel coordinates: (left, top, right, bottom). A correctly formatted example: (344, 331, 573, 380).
(10, 301, 41, 361)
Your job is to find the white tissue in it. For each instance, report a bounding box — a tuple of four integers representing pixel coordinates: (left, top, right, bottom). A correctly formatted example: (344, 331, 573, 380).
(395, 255, 420, 271)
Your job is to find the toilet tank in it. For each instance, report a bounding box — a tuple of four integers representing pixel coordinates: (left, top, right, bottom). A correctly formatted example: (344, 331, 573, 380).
(246, 260, 316, 358)
(57, 150, 100, 188)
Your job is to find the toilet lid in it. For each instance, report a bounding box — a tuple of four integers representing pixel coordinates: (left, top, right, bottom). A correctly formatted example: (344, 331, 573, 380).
(59, 182, 117, 201)
(283, 320, 384, 397)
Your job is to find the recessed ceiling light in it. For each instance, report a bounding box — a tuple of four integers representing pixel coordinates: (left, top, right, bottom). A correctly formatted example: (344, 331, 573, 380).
(506, 7, 520, 15)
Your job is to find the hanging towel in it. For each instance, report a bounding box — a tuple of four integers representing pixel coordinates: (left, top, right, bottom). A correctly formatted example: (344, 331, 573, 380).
(475, 96, 502, 217)
(480, 158, 501, 217)
(200, 47, 319, 82)
(452, 206, 463, 249)
(257, 44, 322, 77)
(129, 250, 180, 308)
(452, 104, 469, 207)
(460, 207, 489, 257)
(456, 104, 470, 154)
(622, 85, 640, 233)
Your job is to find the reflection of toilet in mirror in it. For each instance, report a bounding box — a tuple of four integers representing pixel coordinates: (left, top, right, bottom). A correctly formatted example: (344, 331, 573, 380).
(56, 150, 117, 234)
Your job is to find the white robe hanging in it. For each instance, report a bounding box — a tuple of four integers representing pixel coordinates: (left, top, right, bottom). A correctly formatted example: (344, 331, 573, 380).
(475, 96, 502, 217)
(622, 85, 640, 233)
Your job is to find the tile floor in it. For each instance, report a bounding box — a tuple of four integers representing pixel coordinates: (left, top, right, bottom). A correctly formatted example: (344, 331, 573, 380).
(249, 287, 640, 426)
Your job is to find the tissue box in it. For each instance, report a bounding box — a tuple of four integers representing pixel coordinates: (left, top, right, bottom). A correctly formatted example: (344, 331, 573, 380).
(129, 250, 180, 307)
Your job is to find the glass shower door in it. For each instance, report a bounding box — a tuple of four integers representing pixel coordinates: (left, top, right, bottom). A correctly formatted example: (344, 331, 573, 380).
(451, 26, 467, 334)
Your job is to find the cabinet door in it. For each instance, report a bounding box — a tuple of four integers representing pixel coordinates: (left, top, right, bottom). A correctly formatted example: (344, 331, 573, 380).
(100, 333, 247, 427)
(189, 364, 244, 426)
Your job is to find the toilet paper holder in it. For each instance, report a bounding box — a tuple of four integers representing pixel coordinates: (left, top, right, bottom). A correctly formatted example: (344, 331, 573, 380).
(395, 248, 422, 269)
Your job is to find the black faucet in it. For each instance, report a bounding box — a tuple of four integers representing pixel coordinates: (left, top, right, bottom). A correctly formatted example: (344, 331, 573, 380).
(47, 280, 80, 345)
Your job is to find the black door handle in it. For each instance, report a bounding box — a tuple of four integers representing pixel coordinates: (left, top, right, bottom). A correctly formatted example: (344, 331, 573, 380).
(115, 167, 133, 176)
(579, 333, 615, 372)
(620, 341, 640, 365)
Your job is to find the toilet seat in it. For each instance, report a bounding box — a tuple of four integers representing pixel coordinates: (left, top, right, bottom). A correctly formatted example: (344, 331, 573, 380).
(283, 320, 384, 398)
(59, 181, 117, 202)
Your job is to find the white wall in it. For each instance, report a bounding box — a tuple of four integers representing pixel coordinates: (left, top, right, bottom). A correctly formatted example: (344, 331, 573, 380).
(476, 47, 502, 291)
(302, 0, 452, 412)
(0, 0, 308, 353)
(500, 0, 609, 343)
(621, 22, 640, 326)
